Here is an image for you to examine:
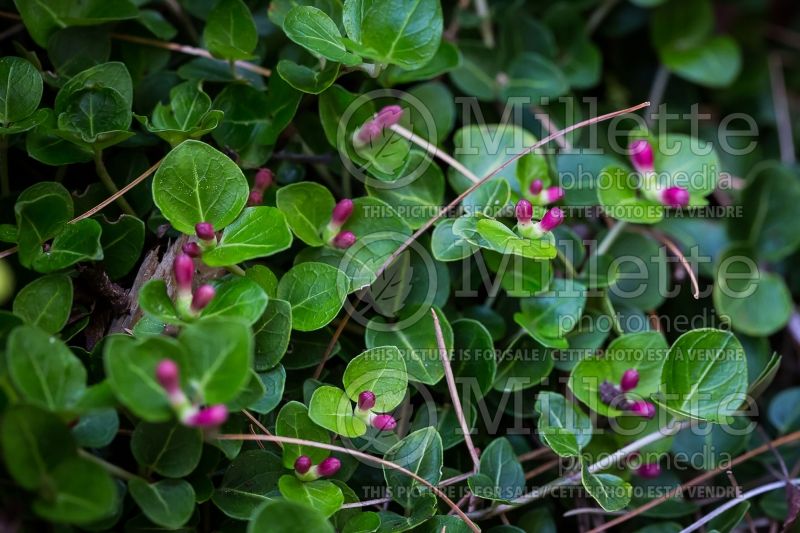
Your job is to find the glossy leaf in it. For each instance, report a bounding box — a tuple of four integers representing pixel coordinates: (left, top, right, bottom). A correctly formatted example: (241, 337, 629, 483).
(12, 274, 72, 333)
(203, 207, 293, 266)
(277, 262, 348, 331)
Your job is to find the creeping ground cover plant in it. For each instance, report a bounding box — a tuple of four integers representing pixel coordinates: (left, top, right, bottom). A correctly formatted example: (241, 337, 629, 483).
(2, 0, 800, 531)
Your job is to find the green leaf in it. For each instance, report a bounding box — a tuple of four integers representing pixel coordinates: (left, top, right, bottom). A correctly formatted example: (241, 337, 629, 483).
(104, 334, 186, 421)
(581, 462, 632, 512)
(7, 325, 86, 411)
(535, 391, 592, 457)
(309, 385, 367, 437)
(365, 306, 451, 385)
(0, 405, 76, 490)
(32, 456, 117, 525)
(276, 401, 331, 468)
(200, 276, 269, 325)
(501, 53, 569, 102)
(477, 219, 558, 260)
(660, 36, 741, 88)
(203, 207, 293, 266)
(277, 58, 341, 94)
(410, 403, 477, 451)
(606, 231, 668, 310)
(468, 437, 525, 502)
(0, 56, 43, 125)
(13, 0, 138, 47)
(277, 262, 349, 331)
(250, 365, 287, 414)
(653, 133, 720, 197)
(248, 499, 335, 533)
(483, 249, 553, 297)
(31, 218, 104, 273)
(431, 219, 477, 261)
(129, 478, 195, 529)
(452, 318, 497, 396)
(179, 317, 253, 404)
(254, 298, 292, 369)
(14, 181, 73, 268)
(658, 329, 748, 422)
(279, 475, 344, 517)
(12, 273, 72, 333)
(55, 62, 133, 114)
(71, 409, 118, 448)
(514, 278, 586, 349)
(138, 81, 221, 146)
(359, 0, 443, 69)
(152, 140, 249, 234)
(285, 6, 362, 65)
(713, 244, 792, 336)
(212, 449, 284, 519)
(343, 345, 408, 411)
(276, 182, 335, 246)
(569, 332, 669, 417)
(131, 421, 203, 478)
(384, 40, 462, 85)
(98, 214, 145, 279)
(383, 427, 443, 508)
(139, 279, 182, 325)
(204, 0, 258, 60)
(597, 165, 664, 224)
(57, 86, 131, 143)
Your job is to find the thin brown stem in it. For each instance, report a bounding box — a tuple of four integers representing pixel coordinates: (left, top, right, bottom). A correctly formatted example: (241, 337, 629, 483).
(216, 433, 480, 532)
(94, 150, 136, 215)
(431, 308, 480, 470)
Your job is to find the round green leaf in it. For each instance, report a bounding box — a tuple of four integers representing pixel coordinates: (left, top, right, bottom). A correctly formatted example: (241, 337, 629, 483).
(276, 401, 330, 468)
(212, 449, 284, 520)
(277, 262, 348, 332)
(343, 346, 408, 412)
(128, 478, 195, 529)
(131, 421, 203, 478)
(0, 56, 43, 124)
(12, 274, 72, 333)
(248, 499, 335, 533)
(278, 475, 344, 518)
(202, 206, 293, 266)
(382, 427, 443, 508)
(308, 385, 366, 438)
(32, 456, 117, 525)
(276, 182, 335, 246)
(204, 0, 258, 60)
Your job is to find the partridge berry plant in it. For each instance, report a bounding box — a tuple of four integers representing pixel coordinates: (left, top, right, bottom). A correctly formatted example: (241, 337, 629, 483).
(0, 0, 798, 532)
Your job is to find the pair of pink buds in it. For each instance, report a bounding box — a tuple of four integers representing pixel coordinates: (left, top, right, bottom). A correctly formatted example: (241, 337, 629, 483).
(354, 105, 404, 146)
(515, 200, 565, 236)
(329, 199, 356, 249)
(248, 168, 273, 206)
(156, 359, 228, 428)
(528, 180, 564, 204)
(173, 253, 216, 313)
(598, 369, 655, 419)
(356, 391, 397, 431)
(629, 139, 690, 208)
(182, 222, 217, 258)
(294, 456, 341, 479)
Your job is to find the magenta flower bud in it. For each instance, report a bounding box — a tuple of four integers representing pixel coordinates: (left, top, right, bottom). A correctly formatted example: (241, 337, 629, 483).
(372, 414, 397, 431)
(187, 404, 228, 428)
(529, 179, 544, 196)
(375, 105, 403, 128)
(174, 254, 194, 292)
(332, 231, 356, 249)
(539, 207, 564, 233)
(331, 199, 354, 225)
(195, 222, 215, 242)
(358, 391, 376, 411)
(660, 186, 690, 208)
(628, 400, 656, 419)
(254, 168, 273, 190)
(636, 463, 661, 478)
(620, 369, 640, 392)
(516, 199, 533, 224)
(156, 359, 180, 395)
(356, 121, 382, 144)
(316, 457, 341, 477)
(544, 186, 564, 203)
(630, 139, 654, 173)
(294, 455, 312, 475)
(191, 284, 216, 312)
(182, 242, 202, 258)
(247, 189, 263, 207)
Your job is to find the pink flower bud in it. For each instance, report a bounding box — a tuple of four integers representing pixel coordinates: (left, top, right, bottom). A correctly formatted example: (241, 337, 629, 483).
(372, 414, 397, 431)
(538, 207, 564, 233)
(195, 222, 215, 242)
(191, 284, 216, 312)
(375, 105, 403, 128)
(529, 179, 544, 196)
(254, 168, 273, 190)
(182, 242, 202, 258)
(628, 400, 655, 419)
(174, 254, 194, 292)
(620, 369, 639, 392)
(186, 404, 228, 428)
(516, 199, 533, 224)
(636, 463, 661, 478)
(358, 391, 376, 411)
(316, 457, 341, 477)
(294, 455, 312, 475)
(331, 199, 354, 225)
(630, 139, 654, 173)
(660, 186, 690, 208)
(356, 122, 382, 144)
(332, 231, 356, 249)
(247, 189, 263, 207)
(156, 359, 180, 395)
(544, 186, 564, 203)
